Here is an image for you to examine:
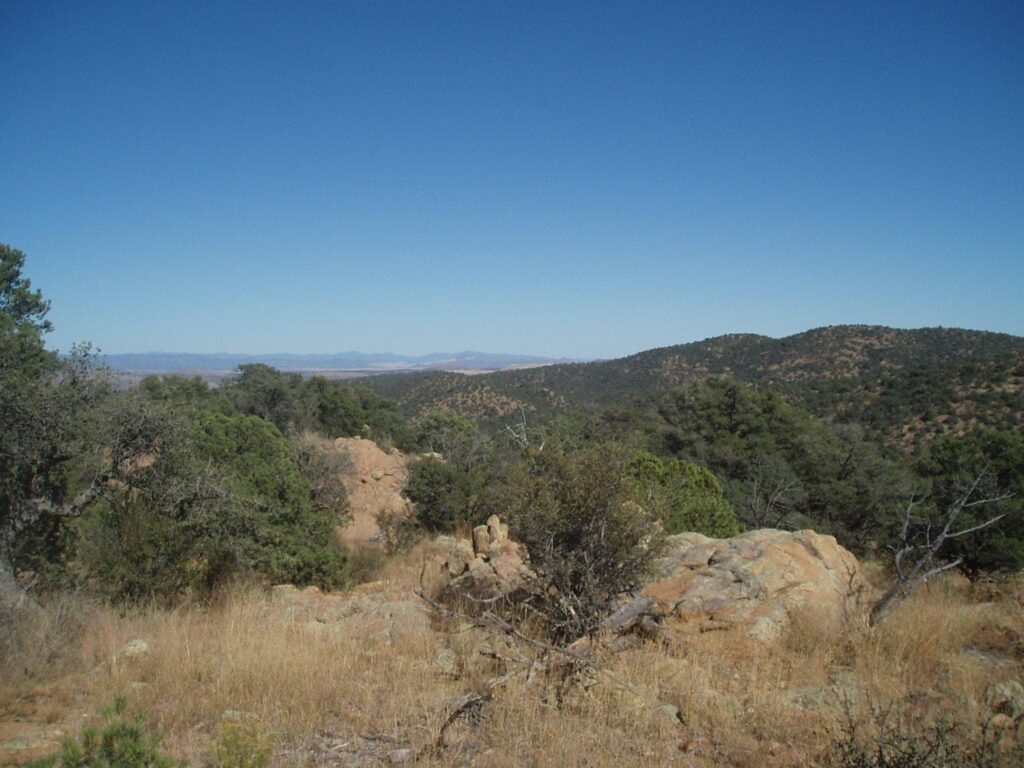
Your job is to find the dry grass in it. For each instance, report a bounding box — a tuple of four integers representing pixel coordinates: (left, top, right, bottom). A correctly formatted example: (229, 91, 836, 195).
(2, 563, 1022, 767)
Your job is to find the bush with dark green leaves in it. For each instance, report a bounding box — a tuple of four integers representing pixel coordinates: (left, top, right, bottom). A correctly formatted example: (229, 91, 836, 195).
(72, 402, 348, 601)
(1, 244, 109, 606)
(69, 396, 258, 600)
(222, 365, 413, 448)
(625, 450, 741, 537)
(190, 411, 349, 590)
(404, 457, 477, 532)
(403, 413, 499, 532)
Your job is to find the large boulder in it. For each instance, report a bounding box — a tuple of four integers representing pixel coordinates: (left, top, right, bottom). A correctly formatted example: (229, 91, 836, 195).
(641, 529, 869, 642)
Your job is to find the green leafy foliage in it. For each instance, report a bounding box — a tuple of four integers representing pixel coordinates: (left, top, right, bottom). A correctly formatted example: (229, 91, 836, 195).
(190, 411, 348, 590)
(207, 718, 272, 768)
(507, 441, 665, 643)
(412, 410, 479, 456)
(404, 457, 479, 532)
(0, 242, 52, 374)
(70, 396, 261, 600)
(224, 364, 311, 433)
(1, 244, 95, 587)
(403, 411, 505, 532)
(70, 399, 348, 600)
(31, 697, 182, 768)
(137, 374, 235, 414)
(224, 366, 412, 447)
(656, 377, 912, 549)
(625, 450, 741, 536)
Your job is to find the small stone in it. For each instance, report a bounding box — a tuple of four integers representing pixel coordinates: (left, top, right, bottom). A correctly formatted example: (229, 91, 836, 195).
(388, 748, 414, 763)
(371, 468, 385, 481)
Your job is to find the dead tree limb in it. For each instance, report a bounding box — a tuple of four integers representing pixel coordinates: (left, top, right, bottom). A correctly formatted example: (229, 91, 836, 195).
(869, 475, 1011, 626)
(502, 406, 545, 453)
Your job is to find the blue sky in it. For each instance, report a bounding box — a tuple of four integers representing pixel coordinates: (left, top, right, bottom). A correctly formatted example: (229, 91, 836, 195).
(2, 1, 1022, 358)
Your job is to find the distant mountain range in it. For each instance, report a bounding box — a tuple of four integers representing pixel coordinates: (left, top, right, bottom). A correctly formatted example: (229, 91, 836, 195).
(359, 325, 1024, 449)
(101, 351, 576, 377)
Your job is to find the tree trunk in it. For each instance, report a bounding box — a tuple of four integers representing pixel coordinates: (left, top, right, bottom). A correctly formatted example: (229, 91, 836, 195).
(868, 581, 905, 626)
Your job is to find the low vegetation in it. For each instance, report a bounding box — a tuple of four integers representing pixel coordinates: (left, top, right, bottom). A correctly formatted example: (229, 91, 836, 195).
(3, 559, 1022, 767)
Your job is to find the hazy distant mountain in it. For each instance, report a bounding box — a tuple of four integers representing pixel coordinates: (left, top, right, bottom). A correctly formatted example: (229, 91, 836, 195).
(361, 325, 1024, 449)
(101, 351, 576, 376)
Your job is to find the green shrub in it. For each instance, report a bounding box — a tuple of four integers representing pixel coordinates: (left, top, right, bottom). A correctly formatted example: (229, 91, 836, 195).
(207, 717, 272, 768)
(917, 428, 1024, 575)
(190, 411, 349, 590)
(31, 697, 182, 768)
(626, 450, 741, 537)
(73, 405, 349, 601)
(71, 403, 262, 602)
(507, 441, 665, 643)
(404, 457, 469, 531)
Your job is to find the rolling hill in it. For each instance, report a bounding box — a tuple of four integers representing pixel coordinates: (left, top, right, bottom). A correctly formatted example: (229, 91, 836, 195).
(362, 325, 1024, 448)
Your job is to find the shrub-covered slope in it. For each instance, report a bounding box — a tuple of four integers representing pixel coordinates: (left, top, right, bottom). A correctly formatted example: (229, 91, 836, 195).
(364, 325, 1024, 448)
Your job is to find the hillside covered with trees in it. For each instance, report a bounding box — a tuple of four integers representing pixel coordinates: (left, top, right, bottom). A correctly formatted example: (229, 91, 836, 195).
(363, 325, 1024, 450)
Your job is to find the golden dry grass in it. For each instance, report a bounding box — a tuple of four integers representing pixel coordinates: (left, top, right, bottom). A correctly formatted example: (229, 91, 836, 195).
(2, 561, 1022, 767)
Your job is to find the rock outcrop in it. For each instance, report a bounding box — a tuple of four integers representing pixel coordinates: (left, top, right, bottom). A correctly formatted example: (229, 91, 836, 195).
(432, 516, 536, 607)
(640, 529, 869, 642)
(428, 524, 868, 643)
(332, 436, 412, 547)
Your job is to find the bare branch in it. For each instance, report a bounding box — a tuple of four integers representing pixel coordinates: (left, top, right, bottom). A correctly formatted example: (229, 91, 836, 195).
(870, 476, 1012, 626)
(943, 514, 1006, 540)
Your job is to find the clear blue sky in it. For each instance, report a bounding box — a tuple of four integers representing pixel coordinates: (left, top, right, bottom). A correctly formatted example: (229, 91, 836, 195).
(2, 1, 1022, 359)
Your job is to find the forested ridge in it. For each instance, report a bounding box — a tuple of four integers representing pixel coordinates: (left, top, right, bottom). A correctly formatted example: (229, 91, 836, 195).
(364, 325, 1024, 450)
